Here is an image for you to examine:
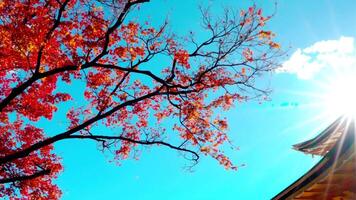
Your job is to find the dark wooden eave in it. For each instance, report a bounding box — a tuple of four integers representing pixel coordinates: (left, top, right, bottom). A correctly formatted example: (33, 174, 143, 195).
(292, 116, 347, 156)
(273, 118, 356, 200)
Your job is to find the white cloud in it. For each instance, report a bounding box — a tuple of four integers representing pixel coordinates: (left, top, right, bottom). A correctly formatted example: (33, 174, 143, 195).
(303, 37, 354, 54)
(278, 36, 356, 79)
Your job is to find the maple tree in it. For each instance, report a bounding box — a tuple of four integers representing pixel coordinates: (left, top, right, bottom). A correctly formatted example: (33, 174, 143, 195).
(0, 0, 282, 199)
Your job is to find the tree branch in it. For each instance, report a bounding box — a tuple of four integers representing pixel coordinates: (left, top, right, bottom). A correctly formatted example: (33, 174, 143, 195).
(67, 134, 199, 162)
(35, 0, 70, 74)
(0, 169, 51, 184)
(0, 0, 150, 113)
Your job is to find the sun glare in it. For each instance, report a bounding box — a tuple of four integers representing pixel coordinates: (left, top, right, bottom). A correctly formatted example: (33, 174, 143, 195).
(322, 75, 356, 118)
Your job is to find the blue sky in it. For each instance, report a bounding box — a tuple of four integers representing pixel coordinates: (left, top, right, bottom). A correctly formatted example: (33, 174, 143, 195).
(52, 0, 356, 199)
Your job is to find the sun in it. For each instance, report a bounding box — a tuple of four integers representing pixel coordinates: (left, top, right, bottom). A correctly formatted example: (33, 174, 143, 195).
(277, 68, 356, 138)
(321, 74, 356, 119)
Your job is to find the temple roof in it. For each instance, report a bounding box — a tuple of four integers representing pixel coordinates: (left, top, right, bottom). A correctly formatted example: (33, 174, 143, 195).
(273, 117, 356, 200)
(292, 117, 347, 156)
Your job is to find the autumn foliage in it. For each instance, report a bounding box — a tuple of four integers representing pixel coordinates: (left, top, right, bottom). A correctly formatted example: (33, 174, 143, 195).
(0, 0, 281, 199)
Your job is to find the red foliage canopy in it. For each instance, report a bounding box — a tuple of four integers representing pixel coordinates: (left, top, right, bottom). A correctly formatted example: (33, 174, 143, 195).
(0, 0, 281, 199)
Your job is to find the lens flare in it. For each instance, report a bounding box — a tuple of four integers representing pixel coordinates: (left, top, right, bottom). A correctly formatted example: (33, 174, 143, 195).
(321, 75, 356, 118)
